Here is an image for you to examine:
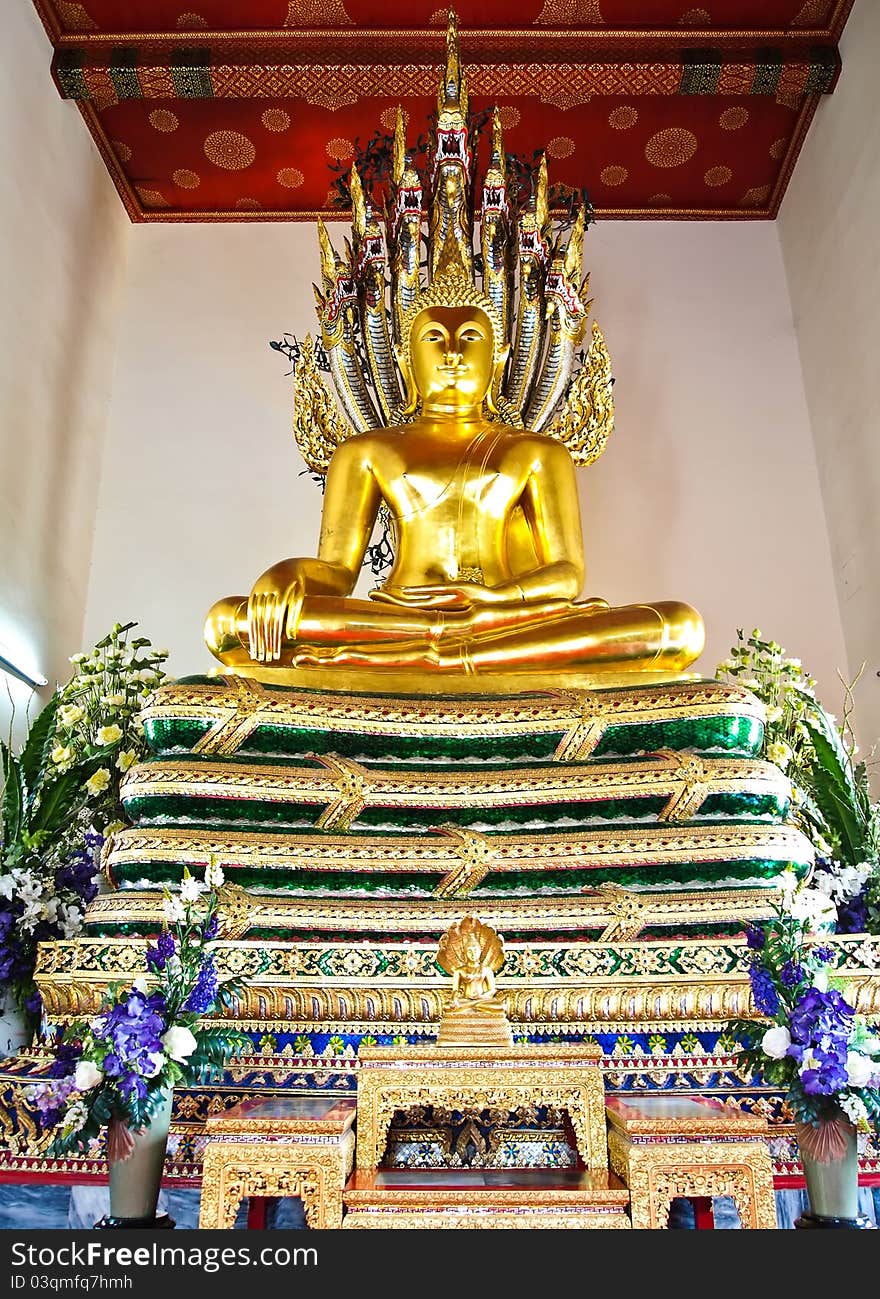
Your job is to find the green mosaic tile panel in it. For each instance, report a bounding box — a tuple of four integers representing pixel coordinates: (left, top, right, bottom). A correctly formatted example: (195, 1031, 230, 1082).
(122, 789, 787, 832)
(110, 855, 807, 896)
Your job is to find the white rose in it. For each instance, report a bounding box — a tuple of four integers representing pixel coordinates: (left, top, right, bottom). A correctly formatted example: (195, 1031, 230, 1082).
(846, 1052, 875, 1088)
(132, 975, 149, 994)
(761, 1025, 792, 1059)
(116, 750, 137, 772)
(74, 1061, 103, 1091)
(162, 1026, 197, 1063)
(96, 724, 123, 746)
(812, 969, 829, 994)
(765, 705, 783, 723)
(789, 886, 837, 932)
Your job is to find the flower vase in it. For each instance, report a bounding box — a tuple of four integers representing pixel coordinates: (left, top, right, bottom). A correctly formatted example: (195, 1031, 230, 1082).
(0, 983, 31, 1058)
(795, 1119, 873, 1229)
(96, 1089, 175, 1228)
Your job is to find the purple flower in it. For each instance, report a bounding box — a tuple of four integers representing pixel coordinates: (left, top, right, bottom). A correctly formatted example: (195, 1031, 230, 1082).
(202, 914, 219, 942)
(749, 964, 780, 1016)
(146, 930, 177, 973)
(779, 961, 804, 989)
(836, 894, 868, 935)
(745, 925, 766, 951)
(789, 987, 855, 1046)
(30, 1076, 77, 1130)
(797, 1048, 850, 1097)
(117, 1072, 149, 1102)
(184, 955, 218, 1014)
(811, 946, 835, 966)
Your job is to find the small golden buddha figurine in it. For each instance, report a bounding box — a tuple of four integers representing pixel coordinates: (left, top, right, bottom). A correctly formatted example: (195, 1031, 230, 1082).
(204, 16, 704, 694)
(436, 915, 513, 1048)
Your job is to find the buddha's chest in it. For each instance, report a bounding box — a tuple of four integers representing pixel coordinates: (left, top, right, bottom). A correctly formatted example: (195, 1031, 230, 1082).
(383, 442, 515, 518)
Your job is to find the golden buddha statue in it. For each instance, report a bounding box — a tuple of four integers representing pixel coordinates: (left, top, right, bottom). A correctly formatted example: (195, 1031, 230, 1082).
(436, 915, 513, 1048)
(204, 15, 704, 694)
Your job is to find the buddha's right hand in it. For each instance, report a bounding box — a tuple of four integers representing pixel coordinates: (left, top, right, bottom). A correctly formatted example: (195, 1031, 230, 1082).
(247, 561, 306, 662)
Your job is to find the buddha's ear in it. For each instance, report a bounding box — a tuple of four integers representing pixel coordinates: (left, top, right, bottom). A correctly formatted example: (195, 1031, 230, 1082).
(394, 343, 419, 417)
(486, 345, 511, 416)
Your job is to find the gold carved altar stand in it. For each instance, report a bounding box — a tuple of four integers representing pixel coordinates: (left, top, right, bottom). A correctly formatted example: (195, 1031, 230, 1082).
(339, 1040, 635, 1228)
(605, 1094, 777, 1229)
(198, 1095, 356, 1229)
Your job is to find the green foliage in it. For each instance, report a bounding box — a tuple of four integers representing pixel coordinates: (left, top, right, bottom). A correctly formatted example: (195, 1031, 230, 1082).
(716, 629, 880, 930)
(1, 623, 169, 1018)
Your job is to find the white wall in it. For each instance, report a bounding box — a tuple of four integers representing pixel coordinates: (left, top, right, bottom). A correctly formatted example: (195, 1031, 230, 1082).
(84, 218, 848, 702)
(778, 0, 880, 754)
(0, 3, 130, 740)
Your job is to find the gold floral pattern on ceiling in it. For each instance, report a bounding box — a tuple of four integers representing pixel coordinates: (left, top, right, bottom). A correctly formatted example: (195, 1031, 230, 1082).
(56, 2, 96, 30)
(204, 130, 257, 169)
(262, 109, 291, 132)
(704, 165, 733, 186)
(645, 128, 699, 168)
(149, 110, 179, 134)
(534, 0, 604, 24)
(719, 107, 749, 130)
(285, 0, 353, 24)
(172, 168, 201, 188)
(609, 106, 638, 130)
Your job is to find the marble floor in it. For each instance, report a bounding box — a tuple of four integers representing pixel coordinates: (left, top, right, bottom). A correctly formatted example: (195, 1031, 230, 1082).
(0, 1185, 877, 1229)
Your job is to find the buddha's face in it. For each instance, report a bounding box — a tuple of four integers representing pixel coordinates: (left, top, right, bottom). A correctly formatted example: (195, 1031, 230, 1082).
(409, 305, 494, 411)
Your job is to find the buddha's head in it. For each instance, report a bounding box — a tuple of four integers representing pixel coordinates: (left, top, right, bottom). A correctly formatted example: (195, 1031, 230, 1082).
(398, 266, 509, 418)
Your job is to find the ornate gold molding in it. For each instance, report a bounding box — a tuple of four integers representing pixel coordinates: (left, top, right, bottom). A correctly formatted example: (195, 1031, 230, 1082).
(141, 675, 765, 755)
(121, 751, 789, 823)
(84, 886, 780, 936)
(104, 820, 813, 881)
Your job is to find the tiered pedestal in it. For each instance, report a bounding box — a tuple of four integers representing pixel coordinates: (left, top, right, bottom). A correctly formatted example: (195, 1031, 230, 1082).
(605, 1095, 777, 1228)
(198, 1096, 355, 1229)
(11, 674, 880, 1197)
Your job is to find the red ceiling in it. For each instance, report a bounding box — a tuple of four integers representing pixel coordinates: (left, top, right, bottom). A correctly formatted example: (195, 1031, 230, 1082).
(32, 1, 854, 221)
(40, 2, 850, 36)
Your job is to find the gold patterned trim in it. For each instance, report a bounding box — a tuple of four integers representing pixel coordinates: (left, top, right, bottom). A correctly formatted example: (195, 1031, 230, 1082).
(104, 820, 813, 879)
(83, 886, 781, 936)
(122, 751, 788, 823)
(341, 1208, 631, 1228)
(35, 935, 880, 1024)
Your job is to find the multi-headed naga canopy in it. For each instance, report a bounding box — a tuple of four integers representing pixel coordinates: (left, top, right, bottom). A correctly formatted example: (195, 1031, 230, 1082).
(293, 10, 614, 475)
